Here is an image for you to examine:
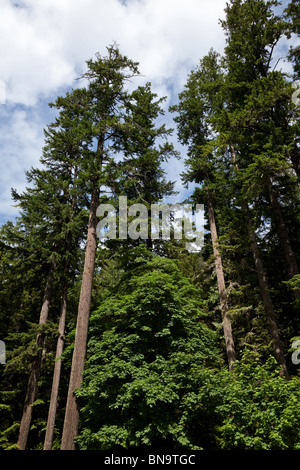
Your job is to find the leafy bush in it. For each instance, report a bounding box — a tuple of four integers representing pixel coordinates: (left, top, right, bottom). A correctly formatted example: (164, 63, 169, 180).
(215, 350, 300, 450)
(75, 255, 300, 450)
(75, 256, 221, 450)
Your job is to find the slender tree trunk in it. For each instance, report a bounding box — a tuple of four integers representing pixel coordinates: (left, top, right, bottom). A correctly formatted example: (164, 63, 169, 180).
(60, 184, 100, 450)
(245, 212, 289, 379)
(267, 178, 300, 299)
(229, 145, 289, 378)
(43, 279, 68, 450)
(44, 166, 78, 450)
(206, 189, 236, 370)
(17, 263, 55, 450)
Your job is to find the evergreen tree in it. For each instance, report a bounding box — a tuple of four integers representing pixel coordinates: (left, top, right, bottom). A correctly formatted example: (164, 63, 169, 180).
(104, 82, 178, 256)
(219, 0, 299, 373)
(0, 84, 89, 449)
(1, 3, 299, 450)
(61, 45, 140, 450)
(170, 51, 236, 370)
(41, 90, 89, 449)
(170, 0, 298, 377)
(1, 164, 85, 449)
(220, 0, 300, 292)
(285, 0, 300, 79)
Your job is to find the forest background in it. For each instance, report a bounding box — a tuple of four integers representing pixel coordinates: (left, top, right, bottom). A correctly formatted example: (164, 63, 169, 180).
(0, 0, 300, 451)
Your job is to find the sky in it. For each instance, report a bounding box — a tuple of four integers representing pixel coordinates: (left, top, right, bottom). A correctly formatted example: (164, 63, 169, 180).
(0, 0, 294, 225)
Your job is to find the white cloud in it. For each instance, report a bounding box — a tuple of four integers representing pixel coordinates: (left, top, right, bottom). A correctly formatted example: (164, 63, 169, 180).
(0, 0, 227, 106)
(0, 0, 292, 223)
(0, 107, 45, 219)
(0, 0, 229, 222)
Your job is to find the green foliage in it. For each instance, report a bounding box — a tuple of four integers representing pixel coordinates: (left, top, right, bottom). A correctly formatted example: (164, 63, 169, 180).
(75, 254, 221, 450)
(215, 350, 300, 450)
(1, 4, 299, 450)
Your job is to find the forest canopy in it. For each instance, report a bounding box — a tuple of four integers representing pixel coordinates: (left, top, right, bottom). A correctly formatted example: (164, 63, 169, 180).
(0, 0, 300, 452)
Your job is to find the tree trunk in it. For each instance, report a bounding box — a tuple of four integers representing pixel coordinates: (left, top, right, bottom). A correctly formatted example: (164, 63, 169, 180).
(267, 178, 300, 299)
(229, 145, 289, 378)
(245, 211, 290, 379)
(44, 166, 77, 450)
(206, 189, 236, 370)
(43, 279, 68, 450)
(60, 184, 99, 450)
(17, 264, 55, 450)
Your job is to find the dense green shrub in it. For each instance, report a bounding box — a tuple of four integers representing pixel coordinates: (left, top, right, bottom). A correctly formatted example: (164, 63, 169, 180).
(75, 256, 221, 450)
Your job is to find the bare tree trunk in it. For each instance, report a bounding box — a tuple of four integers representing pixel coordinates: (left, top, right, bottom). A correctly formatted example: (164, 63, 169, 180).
(245, 212, 289, 379)
(267, 178, 300, 299)
(43, 279, 68, 450)
(206, 189, 236, 370)
(44, 166, 78, 450)
(17, 264, 55, 450)
(60, 185, 99, 450)
(229, 145, 289, 378)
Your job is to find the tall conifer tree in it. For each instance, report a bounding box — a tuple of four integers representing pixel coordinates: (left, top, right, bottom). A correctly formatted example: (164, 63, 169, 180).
(61, 46, 140, 450)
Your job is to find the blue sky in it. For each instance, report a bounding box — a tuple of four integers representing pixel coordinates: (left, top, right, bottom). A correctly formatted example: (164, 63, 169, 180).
(0, 0, 295, 225)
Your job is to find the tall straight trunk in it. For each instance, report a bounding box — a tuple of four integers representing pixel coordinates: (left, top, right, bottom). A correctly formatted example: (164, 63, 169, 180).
(17, 262, 55, 450)
(44, 166, 77, 450)
(206, 189, 236, 370)
(229, 145, 289, 378)
(43, 278, 68, 450)
(267, 178, 300, 299)
(245, 211, 289, 379)
(60, 183, 100, 450)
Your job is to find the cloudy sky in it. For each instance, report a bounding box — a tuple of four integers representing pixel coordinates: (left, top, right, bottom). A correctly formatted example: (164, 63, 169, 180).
(0, 0, 292, 224)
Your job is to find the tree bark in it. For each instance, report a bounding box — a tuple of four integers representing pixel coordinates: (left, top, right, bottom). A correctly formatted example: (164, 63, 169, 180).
(43, 279, 68, 450)
(17, 264, 55, 450)
(44, 166, 77, 450)
(206, 189, 236, 370)
(229, 145, 289, 378)
(60, 184, 99, 450)
(245, 211, 289, 379)
(267, 178, 300, 299)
